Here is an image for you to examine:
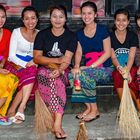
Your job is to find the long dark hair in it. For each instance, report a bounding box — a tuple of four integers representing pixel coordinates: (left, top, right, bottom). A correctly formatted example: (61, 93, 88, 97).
(80, 1, 97, 13)
(112, 8, 130, 31)
(49, 5, 68, 29)
(21, 6, 39, 19)
(80, 1, 97, 27)
(21, 6, 39, 27)
(0, 4, 6, 16)
(135, 9, 140, 27)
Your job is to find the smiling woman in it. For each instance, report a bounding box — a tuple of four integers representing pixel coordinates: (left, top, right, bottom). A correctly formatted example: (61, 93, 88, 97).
(0, 4, 19, 126)
(4, 6, 39, 124)
(33, 5, 77, 139)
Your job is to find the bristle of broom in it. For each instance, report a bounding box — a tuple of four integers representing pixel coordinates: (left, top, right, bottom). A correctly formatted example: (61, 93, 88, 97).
(34, 90, 54, 134)
(76, 121, 89, 140)
(117, 67, 140, 139)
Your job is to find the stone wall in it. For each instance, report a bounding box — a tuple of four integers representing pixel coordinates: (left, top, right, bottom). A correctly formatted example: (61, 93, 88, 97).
(5, 16, 136, 32)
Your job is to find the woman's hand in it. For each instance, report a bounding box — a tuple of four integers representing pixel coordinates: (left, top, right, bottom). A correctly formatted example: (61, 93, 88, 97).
(128, 72, 132, 83)
(57, 55, 71, 64)
(117, 66, 125, 75)
(26, 61, 37, 67)
(0, 68, 9, 75)
(71, 67, 81, 78)
(49, 69, 61, 78)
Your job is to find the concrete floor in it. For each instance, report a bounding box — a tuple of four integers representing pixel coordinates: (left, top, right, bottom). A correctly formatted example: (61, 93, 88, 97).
(0, 112, 136, 140)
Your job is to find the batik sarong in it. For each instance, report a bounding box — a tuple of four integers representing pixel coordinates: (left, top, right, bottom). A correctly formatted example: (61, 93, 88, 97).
(69, 67, 113, 103)
(37, 66, 69, 114)
(4, 61, 37, 100)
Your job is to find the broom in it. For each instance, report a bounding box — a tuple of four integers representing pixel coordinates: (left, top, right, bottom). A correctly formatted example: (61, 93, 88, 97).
(35, 90, 54, 134)
(76, 121, 89, 140)
(117, 67, 140, 139)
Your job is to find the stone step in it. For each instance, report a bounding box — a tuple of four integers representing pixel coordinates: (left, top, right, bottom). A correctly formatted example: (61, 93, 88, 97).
(25, 86, 119, 115)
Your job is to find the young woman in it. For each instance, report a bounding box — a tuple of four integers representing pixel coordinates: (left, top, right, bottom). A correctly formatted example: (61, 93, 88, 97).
(4, 6, 39, 124)
(34, 5, 77, 139)
(110, 9, 140, 115)
(0, 4, 18, 125)
(135, 10, 140, 102)
(69, 1, 112, 122)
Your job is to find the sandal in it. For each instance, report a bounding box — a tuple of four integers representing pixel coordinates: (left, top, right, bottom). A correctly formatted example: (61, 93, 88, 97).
(12, 112, 25, 124)
(75, 113, 87, 120)
(83, 114, 100, 122)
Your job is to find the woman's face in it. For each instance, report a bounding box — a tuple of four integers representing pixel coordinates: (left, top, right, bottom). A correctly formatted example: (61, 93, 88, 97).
(22, 11, 38, 30)
(137, 18, 140, 28)
(81, 6, 97, 25)
(115, 13, 129, 32)
(50, 9, 66, 29)
(0, 10, 6, 29)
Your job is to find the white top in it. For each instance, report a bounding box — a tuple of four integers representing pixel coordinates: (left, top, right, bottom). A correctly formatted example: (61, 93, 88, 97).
(8, 27, 35, 68)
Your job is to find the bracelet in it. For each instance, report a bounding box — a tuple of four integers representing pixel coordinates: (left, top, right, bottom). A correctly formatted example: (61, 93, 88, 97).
(74, 65, 80, 68)
(123, 78, 128, 80)
(91, 64, 95, 68)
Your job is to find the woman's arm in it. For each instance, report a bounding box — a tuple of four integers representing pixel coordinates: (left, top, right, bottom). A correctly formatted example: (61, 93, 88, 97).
(0, 58, 6, 68)
(91, 37, 111, 68)
(59, 50, 74, 72)
(49, 50, 74, 78)
(111, 48, 120, 68)
(0, 68, 9, 74)
(74, 42, 82, 68)
(71, 42, 82, 77)
(127, 47, 136, 72)
(8, 29, 27, 68)
(33, 50, 64, 65)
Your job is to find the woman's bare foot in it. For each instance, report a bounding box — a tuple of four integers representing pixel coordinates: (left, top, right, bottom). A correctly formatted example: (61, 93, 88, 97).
(53, 126, 67, 139)
(7, 112, 15, 118)
(17, 104, 26, 114)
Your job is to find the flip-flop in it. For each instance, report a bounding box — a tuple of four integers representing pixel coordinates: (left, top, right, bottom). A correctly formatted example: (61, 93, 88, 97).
(83, 115, 100, 122)
(12, 112, 25, 124)
(75, 113, 87, 120)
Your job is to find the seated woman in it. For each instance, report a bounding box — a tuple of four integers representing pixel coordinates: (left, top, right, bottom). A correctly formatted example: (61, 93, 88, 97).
(135, 48, 140, 101)
(135, 10, 140, 102)
(34, 5, 77, 139)
(0, 4, 18, 125)
(4, 6, 39, 124)
(69, 1, 113, 122)
(110, 9, 140, 116)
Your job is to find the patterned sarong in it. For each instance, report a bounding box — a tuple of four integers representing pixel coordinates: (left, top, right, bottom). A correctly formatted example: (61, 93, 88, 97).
(69, 67, 113, 103)
(4, 61, 37, 100)
(37, 66, 69, 114)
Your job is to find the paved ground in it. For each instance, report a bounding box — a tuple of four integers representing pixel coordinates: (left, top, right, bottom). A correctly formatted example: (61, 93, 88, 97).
(0, 112, 129, 140)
